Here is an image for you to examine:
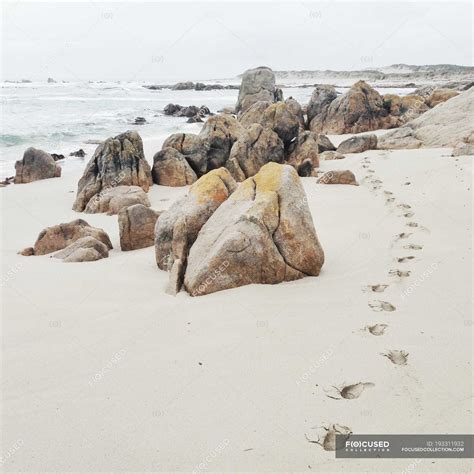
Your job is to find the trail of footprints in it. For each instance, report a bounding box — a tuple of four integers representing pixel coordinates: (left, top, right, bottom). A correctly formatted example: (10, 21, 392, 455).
(306, 154, 430, 450)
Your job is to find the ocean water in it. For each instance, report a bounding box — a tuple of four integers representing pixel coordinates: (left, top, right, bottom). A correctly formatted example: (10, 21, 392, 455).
(0, 81, 414, 177)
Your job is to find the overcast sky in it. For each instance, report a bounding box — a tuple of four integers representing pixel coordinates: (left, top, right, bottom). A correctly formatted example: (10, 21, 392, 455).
(1, 1, 472, 81)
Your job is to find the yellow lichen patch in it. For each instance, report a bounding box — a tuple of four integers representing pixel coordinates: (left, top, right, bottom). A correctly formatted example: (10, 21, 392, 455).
(230, 177, 256, 201)
(253, 162, 296, 193)
(190, 168, 233, 204)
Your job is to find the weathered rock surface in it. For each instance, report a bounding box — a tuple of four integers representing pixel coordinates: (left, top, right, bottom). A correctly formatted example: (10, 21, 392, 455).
(307, 85, 338, 129)
(238, 100, 272, 128)
(226, 124, 284, 181)
(84, 185, 150, 214)
(285, 97, 305, 128)
(337, 134, 377, 154)
(119, 204, 160, 251)
(73, 131, 152, 212)
(426, 88, 459, 107)
(317, 170, 358, 185)
(162, 133, 209, 176)
(286, 131, 319, 176)
(378, 88, 474, 148)
(53, 236, 109, 262)
(155, 169, 237, 292)
(452, 131, 474, 156)
(198, 114, 244, 170)
(319, 151, 345, 160)
(184, 163, 324, 296)
(377, 128, 422, 149)
(236, 67, 276, 113)
(23, 219, 112, 256)
(382, 94, 428, 123)
(311, 81, 389, 134)
(317, 134, 336, 153)
(152, 147, 197, 186)
(14, 147, 61, 184)
(261, 102, 299, 147)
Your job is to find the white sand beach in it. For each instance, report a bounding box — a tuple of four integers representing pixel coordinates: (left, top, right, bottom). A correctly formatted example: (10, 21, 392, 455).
(1, 136, 472, 472)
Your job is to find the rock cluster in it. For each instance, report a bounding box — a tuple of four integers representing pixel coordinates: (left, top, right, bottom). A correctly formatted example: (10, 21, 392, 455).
(20, 219, 112, 256)
(53, 236, 110, 262)
(163, 104, 211, 122)
(154, 163, 324, 296)
(14, 148, 62, 184)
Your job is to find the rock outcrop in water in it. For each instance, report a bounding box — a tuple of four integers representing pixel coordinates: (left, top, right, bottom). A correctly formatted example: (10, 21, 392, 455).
(14, 148, 61, 184)
(183, 163, 324, 296)
(73, 131, 152, 212)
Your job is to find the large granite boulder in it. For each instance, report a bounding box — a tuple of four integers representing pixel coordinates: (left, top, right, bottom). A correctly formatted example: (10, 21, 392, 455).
(155, 168, 237, 293)
(198, 114, 244, 170)
(162, 133, 209, 176)
(286, 131, 319, 176)
(236, 67, 276, 113)
(184, 163, 324, 296)
(14, 147, 61, 184)
(311, 81, 389, 134)
(73, 131, 152, 212)
(53, 236, 110, 262)
(317, 170, 358, 185)
(238, 100, 272, 128)
(152, 147, 197, 186)
(119, 204, 160, 251)
(285, 97, 305, 129)
(337, 134, 377, 154)
(21, 219, 112, 256)
(226, 124, 284, 181)
(84, 185, 150, 214)
(307, 85, 338, 129)
(261, 102, 300, 147)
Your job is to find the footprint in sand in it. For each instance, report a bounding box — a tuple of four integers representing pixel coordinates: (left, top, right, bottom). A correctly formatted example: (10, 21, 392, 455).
(384, 190, 393, 196)
(404, 244, 423, 250)
(305, 424, 352, 451)
(397, 203, 412, 210)
(367, 169, 375, 173)
(382, 350, 409, 366)
(403, 211, 415, 218)
(389, 269, 411, 278)
(363, 284, 389, 293)
(367, 323, 388, 336)
(369, 300, 396, 312)
(394, 232, 412, 241)
(325, 382, 375, 400)
(407, 221, 430, 232)
(397, 256, 415, 263)
(386, 197, 395, 204)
